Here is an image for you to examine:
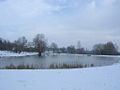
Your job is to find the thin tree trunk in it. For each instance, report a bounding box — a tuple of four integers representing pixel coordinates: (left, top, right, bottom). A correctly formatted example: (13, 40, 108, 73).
(38, 52, 42, 56)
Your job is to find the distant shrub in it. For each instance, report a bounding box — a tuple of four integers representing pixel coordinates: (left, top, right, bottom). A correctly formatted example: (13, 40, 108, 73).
(6, 64, 16, 69)
(91, 64, 94, 67)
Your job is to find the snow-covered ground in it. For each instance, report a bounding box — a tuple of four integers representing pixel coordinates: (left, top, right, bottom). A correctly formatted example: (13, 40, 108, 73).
(0, 51, 38, 57)
(0, 63, 120, 90)
(60, 53, 120, 58)
(0, 50, 120, 58)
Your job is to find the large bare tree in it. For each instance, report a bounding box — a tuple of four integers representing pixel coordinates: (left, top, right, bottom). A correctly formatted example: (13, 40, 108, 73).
(33, 34, 47, 56)
(92, 42, 118, 55)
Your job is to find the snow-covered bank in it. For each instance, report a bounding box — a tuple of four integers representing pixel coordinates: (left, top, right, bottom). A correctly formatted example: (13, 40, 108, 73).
(0, 51, 120, 58)
(0, 51, 38, 57)
(0, 63, 120, 90)
(59, 53, 120, 57)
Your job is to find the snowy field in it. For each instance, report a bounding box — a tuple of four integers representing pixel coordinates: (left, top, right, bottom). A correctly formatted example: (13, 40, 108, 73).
(0, 63, 120, 90)
(0, 51, 38, 57)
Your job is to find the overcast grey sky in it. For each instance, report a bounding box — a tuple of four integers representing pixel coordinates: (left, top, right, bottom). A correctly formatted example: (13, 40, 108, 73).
(0, 0, 120, 50)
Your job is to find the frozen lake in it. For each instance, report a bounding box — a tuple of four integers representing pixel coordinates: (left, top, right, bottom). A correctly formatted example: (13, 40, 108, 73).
(0, 54, 120, 69)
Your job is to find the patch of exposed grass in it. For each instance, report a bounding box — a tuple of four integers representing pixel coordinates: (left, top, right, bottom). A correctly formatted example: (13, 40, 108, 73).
(5, 64, 35, 69)
(49, 63, 94, 69)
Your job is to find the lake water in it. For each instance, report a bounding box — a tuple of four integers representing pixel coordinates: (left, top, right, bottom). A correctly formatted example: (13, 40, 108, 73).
(0, 54, 120, 69)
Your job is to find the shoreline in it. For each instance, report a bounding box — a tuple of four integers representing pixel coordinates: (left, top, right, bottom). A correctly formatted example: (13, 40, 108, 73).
(0, 51, 38, 58)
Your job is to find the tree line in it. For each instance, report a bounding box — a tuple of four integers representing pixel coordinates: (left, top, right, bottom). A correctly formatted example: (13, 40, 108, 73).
(0, 34, 119, 56)
(92, 42, 118, 55)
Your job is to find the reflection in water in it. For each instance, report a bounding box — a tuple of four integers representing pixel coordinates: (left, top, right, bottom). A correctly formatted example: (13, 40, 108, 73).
(0, 54, 120, 69)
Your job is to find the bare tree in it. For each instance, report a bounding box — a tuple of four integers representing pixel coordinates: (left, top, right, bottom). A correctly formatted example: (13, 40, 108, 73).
(67, 45, 76, 54)
(92, 42, 118, 55)
(33, 34, 47, 56)
(14, 36, 27, 53)
(50, 42, 58, 53)
(92, 44, 104, 55)
(103, 42, 118, 55)
(76, 41, 81, 54)
(77, 41, 81, 49)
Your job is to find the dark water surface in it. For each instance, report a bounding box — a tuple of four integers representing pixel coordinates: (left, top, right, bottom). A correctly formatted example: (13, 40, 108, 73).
(0, 54, 120, 69)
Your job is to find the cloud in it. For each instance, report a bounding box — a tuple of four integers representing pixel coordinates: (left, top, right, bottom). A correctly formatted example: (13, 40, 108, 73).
(1, 0, 52, 17)
(71, 0, 120, 30)
(0, 0, 120, 49)
(0, 0, 6, 2)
